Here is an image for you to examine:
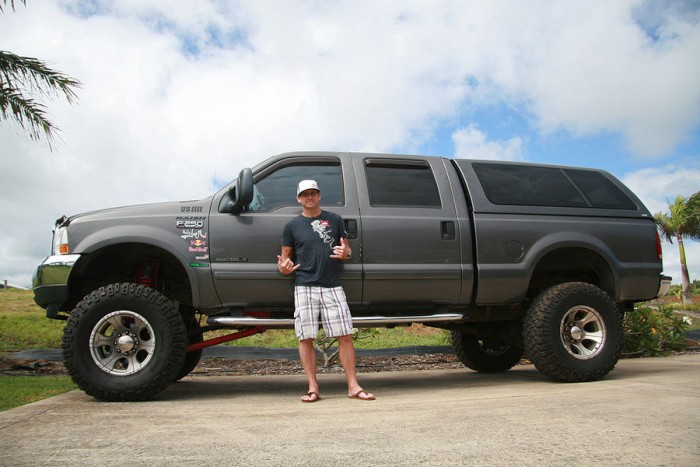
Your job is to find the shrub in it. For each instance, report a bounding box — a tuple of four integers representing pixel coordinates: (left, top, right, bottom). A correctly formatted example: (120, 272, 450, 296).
(623, 305, 690, 356)
(313, 328, 378, 367)
(663, 302, 700, 313)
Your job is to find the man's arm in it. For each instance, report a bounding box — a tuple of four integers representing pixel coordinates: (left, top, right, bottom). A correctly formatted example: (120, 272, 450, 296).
(278, 246, 300, 275)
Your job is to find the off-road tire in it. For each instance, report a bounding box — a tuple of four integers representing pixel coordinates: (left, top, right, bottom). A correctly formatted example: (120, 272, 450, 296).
(62, 283, 187, 401)
(523, 282, 622, 382)
(451, 332, 524, 373)
(176, 318, 203, 381)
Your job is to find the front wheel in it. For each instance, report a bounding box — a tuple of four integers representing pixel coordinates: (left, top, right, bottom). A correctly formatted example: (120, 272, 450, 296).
(523, 282, 622, 382)
(62, 283, 187, 401)
(451, 332, 524, 373)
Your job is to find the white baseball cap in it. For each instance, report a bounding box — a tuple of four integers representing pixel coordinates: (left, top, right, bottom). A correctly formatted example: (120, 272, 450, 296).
(297, 179, 320, 196)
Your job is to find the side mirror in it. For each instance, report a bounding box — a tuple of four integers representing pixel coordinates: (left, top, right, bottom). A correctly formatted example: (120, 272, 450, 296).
(222, 168, 254, 214)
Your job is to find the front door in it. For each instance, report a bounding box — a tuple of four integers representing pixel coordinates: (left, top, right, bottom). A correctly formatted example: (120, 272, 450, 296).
(209, 154, 361, 309)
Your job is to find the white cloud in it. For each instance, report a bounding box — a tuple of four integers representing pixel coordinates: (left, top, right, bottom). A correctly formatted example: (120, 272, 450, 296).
(622, 161, 700, 284)
(1, 0, 700, 288)
(538, 3, 698, 157)
(452, 125, 524, 161)
(621, 160, 700, 214)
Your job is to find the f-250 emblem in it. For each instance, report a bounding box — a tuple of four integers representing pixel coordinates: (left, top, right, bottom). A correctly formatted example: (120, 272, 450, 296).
(176, 217, 205, 229)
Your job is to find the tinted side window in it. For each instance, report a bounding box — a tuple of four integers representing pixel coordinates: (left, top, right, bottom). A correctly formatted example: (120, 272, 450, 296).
(473, 163, 587, 207)
(365, 160, 441, 207)
(565, 169, 637, 210)
(249, 162, 344, 212)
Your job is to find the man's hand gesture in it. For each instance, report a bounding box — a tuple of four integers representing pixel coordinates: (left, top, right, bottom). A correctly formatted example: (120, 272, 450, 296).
(331, 237, 352, 261)
(277, 255, 300, 275)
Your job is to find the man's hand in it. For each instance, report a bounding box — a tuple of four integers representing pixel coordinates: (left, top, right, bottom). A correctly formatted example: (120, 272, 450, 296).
(277, 255, 301, 275)
(331, 237, 352, 261)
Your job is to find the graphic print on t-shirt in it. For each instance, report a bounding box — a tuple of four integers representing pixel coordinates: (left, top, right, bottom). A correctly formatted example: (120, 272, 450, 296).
(311, 219, 335, 249)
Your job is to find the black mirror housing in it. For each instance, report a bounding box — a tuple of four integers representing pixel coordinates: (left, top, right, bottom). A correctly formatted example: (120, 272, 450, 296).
(220, 167, 254, 214)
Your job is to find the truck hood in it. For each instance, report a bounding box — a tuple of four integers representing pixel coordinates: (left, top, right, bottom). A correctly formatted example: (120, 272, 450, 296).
(61, 199, 212, 226)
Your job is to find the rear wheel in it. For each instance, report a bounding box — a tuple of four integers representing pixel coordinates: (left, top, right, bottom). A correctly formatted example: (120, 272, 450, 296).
(176, 317, 203, 381)
(63, 283, 187, 401)
(523, 282, 622, 382)
(451, 332, 524, 373)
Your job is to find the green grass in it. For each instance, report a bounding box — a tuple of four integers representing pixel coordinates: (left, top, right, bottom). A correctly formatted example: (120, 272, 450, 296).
(357, 326, 451, 348)
(0, 289, 66, 350)
(1, 289, 450, 350)
(218, 326, 450, 348)
(0, 376, 76, 411)
(0, 290, 77, 412)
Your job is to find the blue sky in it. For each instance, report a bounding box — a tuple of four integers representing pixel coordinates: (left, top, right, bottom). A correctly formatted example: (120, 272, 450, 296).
(1, 0, 699, 288)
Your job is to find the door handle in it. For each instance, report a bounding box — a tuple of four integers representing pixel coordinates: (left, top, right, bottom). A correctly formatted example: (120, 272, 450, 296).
(441, 221, 455, 240)
(344, 219, 358, 239)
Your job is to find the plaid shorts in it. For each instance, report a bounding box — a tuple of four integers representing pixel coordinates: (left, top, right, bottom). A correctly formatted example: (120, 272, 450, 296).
(294, 286, 354, 340)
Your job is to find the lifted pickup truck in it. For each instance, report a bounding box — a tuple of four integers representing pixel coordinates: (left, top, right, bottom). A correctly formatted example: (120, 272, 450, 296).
(33, 151, 671, 401)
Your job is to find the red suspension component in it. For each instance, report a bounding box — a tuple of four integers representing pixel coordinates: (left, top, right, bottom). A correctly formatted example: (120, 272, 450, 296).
(186, 327, 265, 352)
(136, 258, 160, 289)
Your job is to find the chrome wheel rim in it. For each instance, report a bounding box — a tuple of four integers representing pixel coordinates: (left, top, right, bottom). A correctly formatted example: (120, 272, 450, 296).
(89, 310, 156, 375)
(560, 305, 606, 360)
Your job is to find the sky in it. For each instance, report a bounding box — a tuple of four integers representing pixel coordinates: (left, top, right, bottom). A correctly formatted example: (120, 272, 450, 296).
(1, 0, 699, 289)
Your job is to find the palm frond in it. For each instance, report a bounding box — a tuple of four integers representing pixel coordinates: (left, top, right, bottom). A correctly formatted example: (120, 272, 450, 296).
(0, 80, 57, 145)
(681, 190, 700, 241)
(654, 190, 700, 243)
(654, 212, 675, 243)
(1, 3, 80, 149)
(0, 50, 80, 148)
(0, 1, 26, 14)
(0, 51, 81, 103)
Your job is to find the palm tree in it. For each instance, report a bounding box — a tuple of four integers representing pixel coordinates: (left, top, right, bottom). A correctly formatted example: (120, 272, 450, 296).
(655, 191, 700, 304)
(1, 0, 81, 149)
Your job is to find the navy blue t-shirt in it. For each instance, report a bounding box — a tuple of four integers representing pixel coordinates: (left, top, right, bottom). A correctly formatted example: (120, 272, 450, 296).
(281, 210, 347, 287)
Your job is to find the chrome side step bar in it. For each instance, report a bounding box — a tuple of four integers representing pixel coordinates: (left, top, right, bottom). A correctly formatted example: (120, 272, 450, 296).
(207, 313, 465, 329)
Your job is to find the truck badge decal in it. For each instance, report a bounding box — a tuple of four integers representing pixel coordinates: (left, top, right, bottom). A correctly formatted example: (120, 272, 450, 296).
(176, 220, 204, 229)
(180, 229, 207, 240)
(176, 216, 206, 229)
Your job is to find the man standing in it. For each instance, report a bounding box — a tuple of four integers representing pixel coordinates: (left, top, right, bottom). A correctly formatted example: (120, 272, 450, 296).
(278, 179, 375, 403)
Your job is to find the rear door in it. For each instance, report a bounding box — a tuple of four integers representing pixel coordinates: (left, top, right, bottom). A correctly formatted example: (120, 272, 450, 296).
(353, 156, 464, 306)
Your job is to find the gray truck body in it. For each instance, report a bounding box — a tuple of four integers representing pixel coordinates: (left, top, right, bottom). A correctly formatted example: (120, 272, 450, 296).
(32, 152, 670, 401)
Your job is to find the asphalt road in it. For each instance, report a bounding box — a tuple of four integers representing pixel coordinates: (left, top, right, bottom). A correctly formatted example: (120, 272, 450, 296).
(1, 354, 699, 466)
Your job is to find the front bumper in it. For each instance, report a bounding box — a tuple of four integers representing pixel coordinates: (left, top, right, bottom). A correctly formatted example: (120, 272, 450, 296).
(33, 254, 80, 318)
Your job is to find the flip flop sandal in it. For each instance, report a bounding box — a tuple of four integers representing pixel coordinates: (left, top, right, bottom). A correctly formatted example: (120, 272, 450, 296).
(349, 390, 375, 401)
(301, 392, 321, 403)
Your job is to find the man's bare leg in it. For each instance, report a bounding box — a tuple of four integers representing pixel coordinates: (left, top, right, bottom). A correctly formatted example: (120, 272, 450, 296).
(337, 335, 374, 400)
(298, 338, 320, 402)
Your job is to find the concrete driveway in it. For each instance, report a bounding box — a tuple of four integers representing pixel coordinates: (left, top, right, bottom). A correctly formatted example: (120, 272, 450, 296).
(1, 354, 698, 466)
